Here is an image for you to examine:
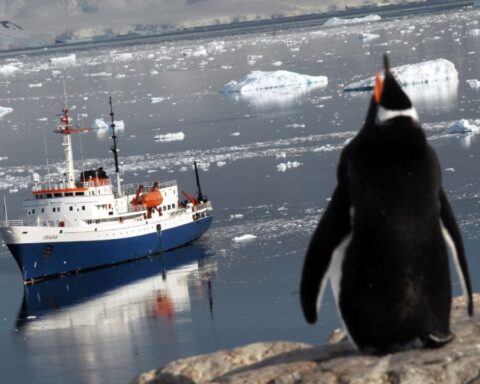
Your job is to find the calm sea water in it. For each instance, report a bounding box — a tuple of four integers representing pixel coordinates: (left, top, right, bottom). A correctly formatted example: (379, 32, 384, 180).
(1, 6, 480, 383)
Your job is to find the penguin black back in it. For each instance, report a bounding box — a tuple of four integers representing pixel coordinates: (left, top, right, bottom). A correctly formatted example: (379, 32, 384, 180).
(300, 54, 473, 353)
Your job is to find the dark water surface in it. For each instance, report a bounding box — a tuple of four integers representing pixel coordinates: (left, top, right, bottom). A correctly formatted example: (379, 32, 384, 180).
(1, 6, 480, 383)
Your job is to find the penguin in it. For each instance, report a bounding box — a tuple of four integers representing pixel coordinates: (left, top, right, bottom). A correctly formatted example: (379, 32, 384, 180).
(300, 55, 473, 354)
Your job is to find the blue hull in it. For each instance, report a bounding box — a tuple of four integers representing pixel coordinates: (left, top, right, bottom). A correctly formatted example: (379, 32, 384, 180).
(8, 216, 212, 283)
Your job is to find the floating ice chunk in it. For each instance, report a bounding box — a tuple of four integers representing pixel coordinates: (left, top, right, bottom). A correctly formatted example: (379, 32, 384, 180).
(28, 83, 42, 88)
(154, 132, 185, 142)
(151, 97, 165, 103)
(0, 63, 21, 75)
(232, 234, 256, 242)
(467, 79, 480, 89)
(272, 61, 283, 67)
(324, 15, 381, 27)
(344, 59, 458, 92)
(216, 161, 226, 167)
(0, 107, 13, 119)
(469, 29, 480, 36)
(222, 70, 328, 93)
(93, 118, 125, 139)
(448, 119, 480, 134)
(111, 53, 133, 61)
(229, 214, 243, 220)
(358, 33, 380, 42)
(230, 132, 240, 136)
(50, 54, 76, 66)
(277, 161, 303, 172)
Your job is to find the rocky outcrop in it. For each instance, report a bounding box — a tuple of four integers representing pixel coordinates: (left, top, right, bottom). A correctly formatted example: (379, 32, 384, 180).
(136, 295, 480, 384)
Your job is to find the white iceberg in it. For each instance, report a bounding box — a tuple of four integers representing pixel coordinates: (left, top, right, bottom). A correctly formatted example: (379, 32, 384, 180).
(93, 118, 125, 139)
(0, 63, 21, 75)
(0, 106, 13, 119)
(358, 33, 380, 42)
(324, 15, 381, 27)
(154, 132, 185, 142)
(50, 54, 76, 66)
(344, 59, 458, 92)
(222, 70, 328, 93)
(232, 234, 256, 242)
(467, 79, 480, 89)
(151, 97, 165, 104)
(448, 119, 480, 134)
(277, 161, 303, 172)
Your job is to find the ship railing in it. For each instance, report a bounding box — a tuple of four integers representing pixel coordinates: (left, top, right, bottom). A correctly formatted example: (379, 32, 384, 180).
(0, 219, 24, 227)
(193, 201, 212, 212)
(127, 204, 147, 213)
(114, 180, 177, 197)
(79, 178, 111, 188)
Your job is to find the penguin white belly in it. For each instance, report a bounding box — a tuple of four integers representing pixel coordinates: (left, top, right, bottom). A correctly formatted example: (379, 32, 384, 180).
(328, 233, 358, 349)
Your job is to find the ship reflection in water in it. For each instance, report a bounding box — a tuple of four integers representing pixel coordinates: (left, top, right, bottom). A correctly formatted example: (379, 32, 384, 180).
(16, 244, 217, 329)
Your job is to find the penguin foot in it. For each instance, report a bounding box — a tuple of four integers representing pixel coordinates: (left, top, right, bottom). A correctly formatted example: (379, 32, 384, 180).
(421, 332, 455, 349)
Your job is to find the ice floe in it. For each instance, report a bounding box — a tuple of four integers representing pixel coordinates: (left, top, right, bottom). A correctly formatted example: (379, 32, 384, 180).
(344, 59, 458, 92)
(232, 234, 256, 242)
(50, 54, 76, 66)
(324, 15, 381, 27)
(151, 97, 165, 103)
(276, 161, 303, 172)
(222, 70, 328, 93)
(0, 106, 13, 119)
(0, 63, 22, 75)
(154, 132, 185, 142)
(467, 79, 480, 89)
(448, 119, 480, 134)
(358, 32, 380, 42)
(93, 118, 125, 139)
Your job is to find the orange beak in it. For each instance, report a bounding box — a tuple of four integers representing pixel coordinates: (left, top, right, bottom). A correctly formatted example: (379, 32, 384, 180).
(373, 72, 384, 104)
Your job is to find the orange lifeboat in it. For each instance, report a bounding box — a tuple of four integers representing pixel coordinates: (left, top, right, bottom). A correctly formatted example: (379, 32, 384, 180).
(142, 190, 163, 208)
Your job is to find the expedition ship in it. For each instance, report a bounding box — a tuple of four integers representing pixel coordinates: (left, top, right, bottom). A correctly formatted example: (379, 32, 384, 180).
(0, 97, 212, 284)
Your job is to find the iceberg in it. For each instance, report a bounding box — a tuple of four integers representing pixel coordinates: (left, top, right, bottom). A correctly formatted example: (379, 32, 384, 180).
(344, 59, 458, 92)
(448, 119, 480, 134)
(466, 79, 480, 89)
(154, 132, 185, 142)
(0, 106, 13, 118)
(323, 15, 381, 27)
(50, 54, 76, 66)
(222, 70, 328, 94)
(93, 118, 125, 139)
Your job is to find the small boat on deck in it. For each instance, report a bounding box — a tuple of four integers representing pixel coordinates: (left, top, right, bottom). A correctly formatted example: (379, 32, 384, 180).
(0, 96, 212, 284)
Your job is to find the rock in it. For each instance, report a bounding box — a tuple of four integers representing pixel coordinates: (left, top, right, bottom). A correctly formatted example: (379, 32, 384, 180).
(135, 295, 480, 384)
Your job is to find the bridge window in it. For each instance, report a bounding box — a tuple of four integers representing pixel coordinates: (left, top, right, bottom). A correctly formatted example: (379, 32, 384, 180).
(54, 193, 62, 197)
(53, 208, 56, 212)
(69, 206, 73, 211)
(75, 192, 84, 196)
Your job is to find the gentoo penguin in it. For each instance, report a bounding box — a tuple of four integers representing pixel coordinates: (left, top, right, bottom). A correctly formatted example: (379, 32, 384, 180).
(300, 55, 473, 353)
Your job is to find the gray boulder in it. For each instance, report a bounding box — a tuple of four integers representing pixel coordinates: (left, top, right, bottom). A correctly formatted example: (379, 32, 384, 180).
(136, 295, 480, 384)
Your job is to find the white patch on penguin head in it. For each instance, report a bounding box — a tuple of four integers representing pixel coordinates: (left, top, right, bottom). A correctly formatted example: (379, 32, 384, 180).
(376, 105, 419, 124)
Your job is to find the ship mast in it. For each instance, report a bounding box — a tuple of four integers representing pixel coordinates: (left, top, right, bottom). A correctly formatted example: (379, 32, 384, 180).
(54, 80, 92, 188)
(109, 96, 122, 195)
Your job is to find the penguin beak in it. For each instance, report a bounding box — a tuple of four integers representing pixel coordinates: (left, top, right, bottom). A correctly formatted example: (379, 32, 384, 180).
(373, 72, 384, 104)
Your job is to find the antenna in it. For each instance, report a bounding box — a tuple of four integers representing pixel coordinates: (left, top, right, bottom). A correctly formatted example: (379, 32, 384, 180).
(78, 115, 85, 180)
(63, 78, 68, 109)
(109, 96, 122, 195)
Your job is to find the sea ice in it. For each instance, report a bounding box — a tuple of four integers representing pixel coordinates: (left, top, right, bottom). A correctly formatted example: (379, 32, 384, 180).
(232, 234, 256, 242)
(0, 107, 13, 119)
(50, 54, 76, 66)
(154, 132, 185, 142)
(358, 32, 380, 42)
(467, 79, 480, 89)
(276, 161, 303, 172)
(0, 63, 21, 75)
(448, 119, 480, 134)
(324, 15, 381, 27)
(222, 70, 328, 93)
(151, 97, 165, 103)
(344, 59, 458, 92)
(93, 118, 125, 139)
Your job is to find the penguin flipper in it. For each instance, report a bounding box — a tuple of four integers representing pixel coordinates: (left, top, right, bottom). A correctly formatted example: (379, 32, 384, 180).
(300, 185, 351, 324)
(439, 188, 474, 316)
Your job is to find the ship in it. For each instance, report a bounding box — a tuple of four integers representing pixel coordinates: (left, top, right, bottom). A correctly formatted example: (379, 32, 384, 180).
(0, 96, 212, 284)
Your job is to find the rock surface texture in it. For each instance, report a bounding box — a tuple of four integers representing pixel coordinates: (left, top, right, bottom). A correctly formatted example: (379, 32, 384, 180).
(136, 295, 480, 384)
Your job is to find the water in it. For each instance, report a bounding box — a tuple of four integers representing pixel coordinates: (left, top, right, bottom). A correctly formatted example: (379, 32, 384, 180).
(1, 6, 480, 383)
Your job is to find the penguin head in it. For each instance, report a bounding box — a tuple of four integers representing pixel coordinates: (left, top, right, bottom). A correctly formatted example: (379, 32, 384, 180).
(372, 55, 419, 125)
